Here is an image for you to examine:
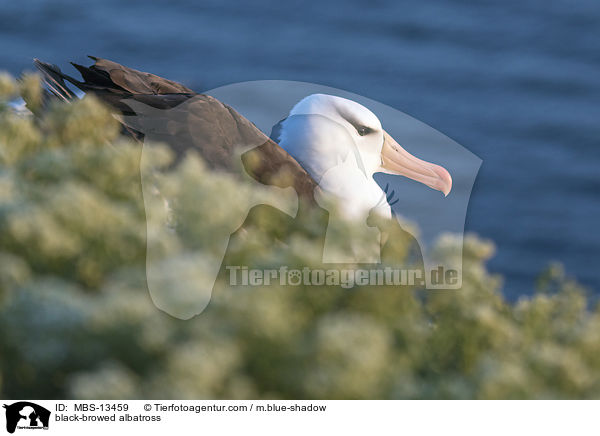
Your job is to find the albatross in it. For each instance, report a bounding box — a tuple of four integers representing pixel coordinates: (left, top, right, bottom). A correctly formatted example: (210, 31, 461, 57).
(33, 57, 452, 221)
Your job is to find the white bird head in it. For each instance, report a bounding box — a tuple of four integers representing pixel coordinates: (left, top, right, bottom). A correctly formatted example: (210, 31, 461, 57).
(275, 94, 452, 216)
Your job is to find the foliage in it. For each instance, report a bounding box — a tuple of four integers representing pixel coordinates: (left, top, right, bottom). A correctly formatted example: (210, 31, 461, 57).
(0, 75, 598, 400)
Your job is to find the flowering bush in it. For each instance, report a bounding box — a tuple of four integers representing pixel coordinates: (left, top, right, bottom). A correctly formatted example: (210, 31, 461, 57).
(0, 75, 598, 399)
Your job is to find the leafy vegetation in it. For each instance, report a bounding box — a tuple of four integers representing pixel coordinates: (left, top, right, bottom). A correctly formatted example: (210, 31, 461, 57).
(0, 75, 598, 399)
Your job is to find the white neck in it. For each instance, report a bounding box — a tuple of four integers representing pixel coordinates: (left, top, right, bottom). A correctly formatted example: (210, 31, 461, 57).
(278, 116, 390, 219)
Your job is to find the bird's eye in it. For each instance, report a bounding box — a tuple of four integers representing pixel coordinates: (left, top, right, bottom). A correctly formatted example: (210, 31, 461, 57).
(357, 126, 371, 136)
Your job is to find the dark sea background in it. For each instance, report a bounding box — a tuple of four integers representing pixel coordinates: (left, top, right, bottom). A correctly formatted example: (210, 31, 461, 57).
(1, 0, 598, 298)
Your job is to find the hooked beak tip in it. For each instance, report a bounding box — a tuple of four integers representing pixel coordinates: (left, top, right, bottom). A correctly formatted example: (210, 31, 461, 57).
(436, 166, 452, 197)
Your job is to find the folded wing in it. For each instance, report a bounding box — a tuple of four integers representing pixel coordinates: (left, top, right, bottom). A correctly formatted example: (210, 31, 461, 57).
(34, 56, 318, 201)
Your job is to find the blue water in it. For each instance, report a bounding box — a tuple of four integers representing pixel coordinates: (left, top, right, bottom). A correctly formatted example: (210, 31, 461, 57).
(1, 0, 599, 298)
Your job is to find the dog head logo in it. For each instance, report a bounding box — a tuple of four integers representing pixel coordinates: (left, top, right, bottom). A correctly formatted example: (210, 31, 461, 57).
(3, 402, 50, 434)
(123, 81, 480, 319)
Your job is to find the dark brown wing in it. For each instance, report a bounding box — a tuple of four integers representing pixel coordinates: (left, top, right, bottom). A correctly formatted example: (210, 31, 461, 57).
(34, 57, 196, 114)
(34, 57, 319, 202)
(72, 56, 194, 95)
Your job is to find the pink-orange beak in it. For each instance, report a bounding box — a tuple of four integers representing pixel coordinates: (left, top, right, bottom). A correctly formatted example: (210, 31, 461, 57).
(379, 131, 452, 196)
